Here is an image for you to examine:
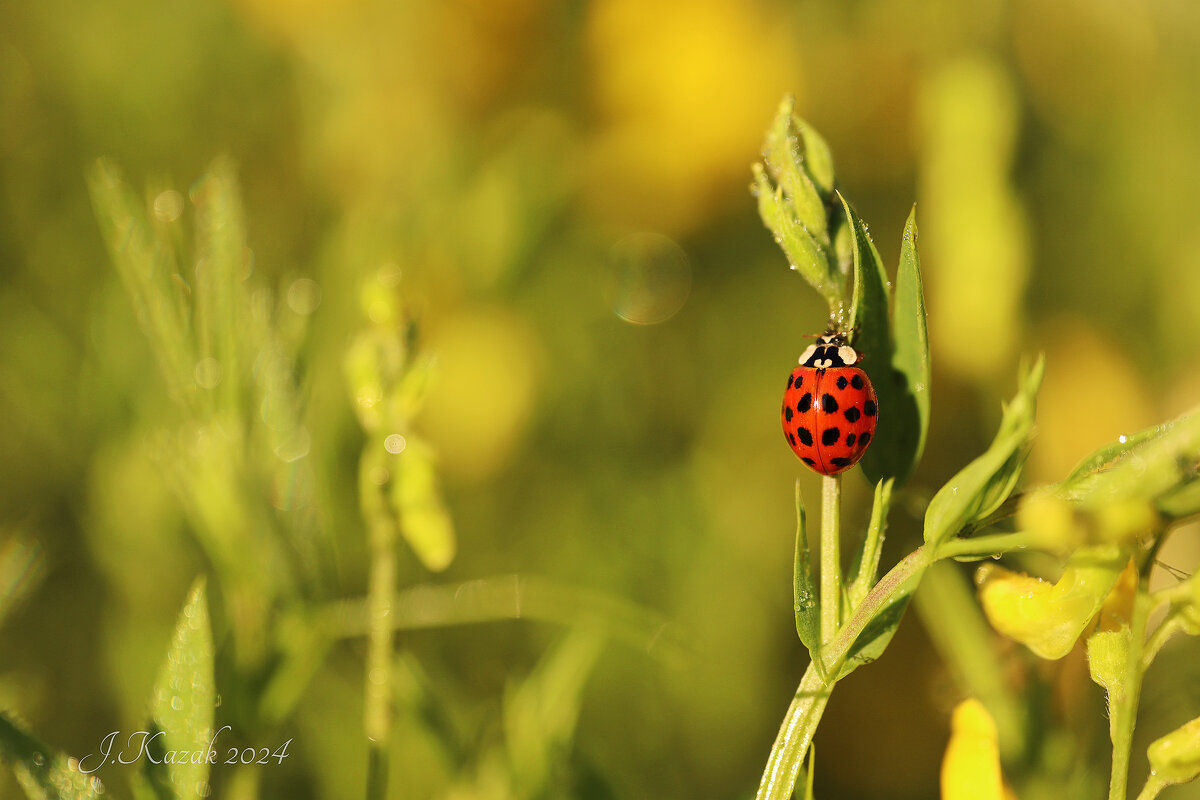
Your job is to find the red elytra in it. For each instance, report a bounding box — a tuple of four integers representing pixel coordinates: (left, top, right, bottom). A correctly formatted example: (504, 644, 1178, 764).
(781, 334, 878, 475)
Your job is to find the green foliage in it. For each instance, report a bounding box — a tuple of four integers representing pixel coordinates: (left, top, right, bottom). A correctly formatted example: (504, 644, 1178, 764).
(7, 6, 1200, 798)
(0, 583, 214, 800)
(753, 103, 1200, 800)
(923, 356, 1043, 552)
(791, 483, 820, 659)
(754, 103, 932, 488)
(887, 210, 931, 484)
(0, 715, 105, 800)
(139, 579, 214, 800)
(753, 97, 847, 316)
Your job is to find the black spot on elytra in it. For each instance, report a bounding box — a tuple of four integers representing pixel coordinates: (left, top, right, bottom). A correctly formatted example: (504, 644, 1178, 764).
(844, 406, 861, 423)
(858, 432, 871, 447)
(822, 427, 840, 446)
(821, 394, 838, 413)
(851, 374, 864, 390)
(798, 393, 812, 413)
(831, 457, 852, 468)
(785, 406, 794, 422)
(802, 457, 815, 466)
(864, 399, 877, 417)
(846, 433, 856, 447)
(797, 427, 813, 446)
(788, 432, 796, 446)
(795, 374, 803, 387)
(836, 375, 848, 390)
(787, 374, 794, 390)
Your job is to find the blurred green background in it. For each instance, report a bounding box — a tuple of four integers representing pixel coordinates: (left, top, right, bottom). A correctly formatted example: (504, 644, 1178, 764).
(3, 0, 1200, 798)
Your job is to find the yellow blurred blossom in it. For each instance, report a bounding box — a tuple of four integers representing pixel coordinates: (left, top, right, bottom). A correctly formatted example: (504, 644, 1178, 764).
(940, 698, 1015, 800)
(919, 56, 1028, 382)
(976, 544, 1127, 660)
(1029, 320, 1156, 482)
(584, 0, 800, 233)
(418, 307, 541, 482)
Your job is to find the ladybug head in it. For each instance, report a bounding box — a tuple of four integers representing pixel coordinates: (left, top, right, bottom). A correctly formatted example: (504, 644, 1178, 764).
(798, 333, 860, 369)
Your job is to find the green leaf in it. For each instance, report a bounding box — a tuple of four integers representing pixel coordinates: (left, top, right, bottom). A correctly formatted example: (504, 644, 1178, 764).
(752, 165, 840, 311)
(1064, 418, 1182, 486)
(886, 207, 931, 485)
(844, 193, 890, 350)
(842, 194, 901, 485)
(792, 482, 821, 658)
(1087, 628, 1130, 698)
(1144, 715, 1200, 794)
(87, 160, 197, 401)
(504, 631, 604, 795)
(387, 434, 457, 572)
(191, 158, 249, 421)
(758, 546, 931, 799)
(753, 99, 848, 315)
(145, 578, 215, 800)
(755, 666, 831, 800)
(0, 713, 106, 800)
(846, 479, 894, 612)
(1063, 406, 1200, 521)
(802, 744, 817, 800)
(836, 561, 926, 681)
(793, 117, 835, 195)
(763, 97, 828, 241)
(924, 356, 1044, 552)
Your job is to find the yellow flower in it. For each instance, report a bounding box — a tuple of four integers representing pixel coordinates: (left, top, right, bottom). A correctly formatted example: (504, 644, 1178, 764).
(976, 545, 1127, 660)
(940, 699, 1016, 800)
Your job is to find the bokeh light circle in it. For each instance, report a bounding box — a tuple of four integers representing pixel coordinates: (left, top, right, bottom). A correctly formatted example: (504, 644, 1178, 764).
(606, 232, 691, 325)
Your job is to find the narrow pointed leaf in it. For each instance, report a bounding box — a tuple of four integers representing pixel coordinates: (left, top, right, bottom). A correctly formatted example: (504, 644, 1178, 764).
(763, 97, 829, 242)
(0, 713, 106, 800)
(191, 159, 249, 419)
(753, 165, 840, 311)
(792, 482, 821, 656)
(836, 573, 922, 681)
(924, 357, 1044, 552)
(146, 578, 215, 800)
(793, 117, 835, 194)
(846, 478, 894, 611)
(887, 207, 931, 485)
(842, 194, 900, 484)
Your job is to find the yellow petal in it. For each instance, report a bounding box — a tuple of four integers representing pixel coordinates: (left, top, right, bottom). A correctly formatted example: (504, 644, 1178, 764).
(977, 545, 1126, 659)
(941, 699, 1006, 800)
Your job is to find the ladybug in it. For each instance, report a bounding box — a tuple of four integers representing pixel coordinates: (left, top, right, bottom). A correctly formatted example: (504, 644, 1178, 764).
(781, 333, 878, 475)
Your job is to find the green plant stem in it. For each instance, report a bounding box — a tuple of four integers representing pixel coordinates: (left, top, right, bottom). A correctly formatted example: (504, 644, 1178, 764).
(935, 530, 1040, 560)
(364, 517, 396, 800)
(820, 475, 841, 644)
(756, 664, 831, 799)
(758, 546, 932, 799)
(1109, 588, 1152, 800)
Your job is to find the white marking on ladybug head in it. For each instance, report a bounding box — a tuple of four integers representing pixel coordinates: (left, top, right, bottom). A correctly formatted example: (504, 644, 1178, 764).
(798, 344, 817, 364)
(814, 358, 833, 369)
(838, 345, 859, 365)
